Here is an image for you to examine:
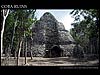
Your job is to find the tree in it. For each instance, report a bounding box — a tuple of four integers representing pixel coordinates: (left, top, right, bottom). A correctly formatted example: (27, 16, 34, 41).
(70, 9, 99, 59)
(15, 9, 36, 65)
(1, 9, 9, 56)
(1, 9, 37, 66)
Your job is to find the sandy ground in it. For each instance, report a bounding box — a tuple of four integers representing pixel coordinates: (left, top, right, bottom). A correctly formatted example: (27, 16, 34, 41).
(1, 57, 99, 66)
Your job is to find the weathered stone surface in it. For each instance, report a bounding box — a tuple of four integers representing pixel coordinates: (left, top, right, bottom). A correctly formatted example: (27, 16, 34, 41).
(31, 12, 75, 57)
(32, 45, 45, 57)
(60, 44, 75, 56)
(57, 22, 65, 30)
(59, 30, 75, 44)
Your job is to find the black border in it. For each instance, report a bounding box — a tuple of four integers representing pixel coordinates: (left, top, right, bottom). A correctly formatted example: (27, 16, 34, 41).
(0, 0, 99, 74)
(1, 0, 99, 9)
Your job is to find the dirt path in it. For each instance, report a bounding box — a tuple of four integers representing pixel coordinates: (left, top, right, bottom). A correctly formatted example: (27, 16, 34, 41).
(1, 57, 99, 66)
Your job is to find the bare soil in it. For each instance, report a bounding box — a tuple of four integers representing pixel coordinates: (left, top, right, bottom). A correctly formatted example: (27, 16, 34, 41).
(1, 57, 99, 66)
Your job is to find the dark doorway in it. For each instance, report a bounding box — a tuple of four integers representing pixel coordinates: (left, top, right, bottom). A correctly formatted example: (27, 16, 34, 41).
(50, 46, 63, 57)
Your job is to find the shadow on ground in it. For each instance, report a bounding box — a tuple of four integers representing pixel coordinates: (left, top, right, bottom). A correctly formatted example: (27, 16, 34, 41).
(27, 57, 99, 66)
(1, 57, 99, 66)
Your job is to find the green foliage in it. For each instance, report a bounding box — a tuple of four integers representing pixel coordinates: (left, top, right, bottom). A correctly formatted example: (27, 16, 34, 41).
(3, 12, 15, 50)
(3, 9, 37, 54)
(70, 9, 99, 55)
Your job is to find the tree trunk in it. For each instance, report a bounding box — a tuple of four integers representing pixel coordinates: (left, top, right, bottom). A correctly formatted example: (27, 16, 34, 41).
(17, 39, 23, 66)
(30, 50, 33, 60)
(21, 38, 25, 65)
(22, 40, 24, 57)
(5, 45, 10, 66)
(14, 50, 17, 59)
(1, 9, 9, 56)
(30, 37, 33, 60)
(91, 44, 92, 54)
(14, 39, 19, 59)
(30, 45, 33, 60)
(25, 37, 27, 64)
(15, 38, 20, 65)
(10, 16, 18, 55)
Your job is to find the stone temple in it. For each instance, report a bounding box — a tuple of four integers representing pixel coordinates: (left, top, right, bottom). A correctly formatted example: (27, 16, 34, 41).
(31, 12, 76, 57)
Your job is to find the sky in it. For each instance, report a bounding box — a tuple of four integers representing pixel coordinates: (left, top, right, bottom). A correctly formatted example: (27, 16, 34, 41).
(35, 9, 75, 31)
